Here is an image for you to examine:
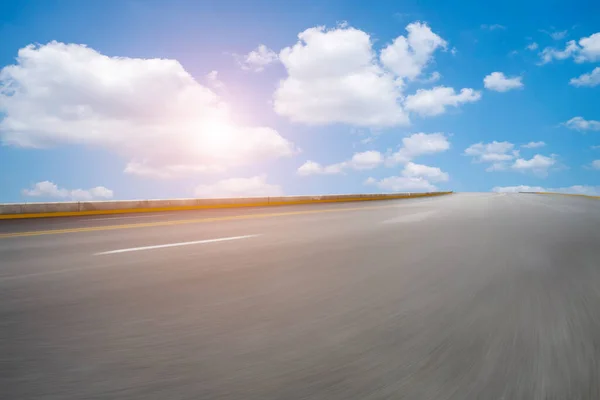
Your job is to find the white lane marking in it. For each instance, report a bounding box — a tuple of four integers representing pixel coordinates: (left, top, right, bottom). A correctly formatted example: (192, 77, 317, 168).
(94, 234, 260, 256)
(80, 213, 172, 221)
(381, 210, 439, 224)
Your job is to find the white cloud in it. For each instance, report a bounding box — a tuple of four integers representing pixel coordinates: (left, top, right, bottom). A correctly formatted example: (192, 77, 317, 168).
(577, 33, 600, 62)
(404, 86, 481, 116)
(0, 42, 296, 178)
(238, 45, 278, 72)
(297, 160, 347, 176)
(492, 185, 546, 193)
(420, 71, 442, 83)
(124, 162, 224, 179)
(400, 132, 450, 156)
(539, 32, 600, 64)
(483, 72, 524, 92)
(365, 176, 437, 192)
(299, 133, 450, 176)
(365, 160, 448, 193)
(274, 24, 408, 127)
(539, 40, 579, 64)
(193, 175, 282, 198)
(22, 181, 113, 200)
(463, 141, 553, 173)
(539, 29, 568, 40)
(387, 132, 450, 165)
(380, 22, 447, 80)
(481, 24, 506, 31)
(526, 42, 539, 51)
(274, 22, 466, 126)
(206, 70, 225, 90)
(493, 185, 600, 196)
(297, 150, 383, 176)
(522, 141, 546, 149)
(563, 116, 600, 131)
(591, 160, 600, 170)
(297, 161, 325, 176)
(464, 141, 516, 163)
(360, 136, 376, 145)
(402, 162, 449, 182)
(511, 154, 556, 176)
(349, 150, 384, 170)
(570, 67, 600, 87)
(486, 162, 509, 172)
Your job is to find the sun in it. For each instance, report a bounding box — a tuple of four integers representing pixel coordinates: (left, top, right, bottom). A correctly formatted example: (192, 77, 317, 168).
(198, 119, 238, 155)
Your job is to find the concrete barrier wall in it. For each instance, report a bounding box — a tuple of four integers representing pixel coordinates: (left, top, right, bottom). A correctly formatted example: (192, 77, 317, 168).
(0, 192, 453, 219)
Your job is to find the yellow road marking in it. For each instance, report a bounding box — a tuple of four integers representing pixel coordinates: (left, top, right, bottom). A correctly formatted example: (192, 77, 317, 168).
(0, 194, 451, 220)
(0, 200, 433, 239)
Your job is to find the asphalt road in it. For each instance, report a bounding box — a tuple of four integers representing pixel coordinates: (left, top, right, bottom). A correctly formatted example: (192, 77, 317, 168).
(2, 193, 600, 399)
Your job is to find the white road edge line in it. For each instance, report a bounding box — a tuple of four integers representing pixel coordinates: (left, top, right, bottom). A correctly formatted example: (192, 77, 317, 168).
(94, 234, 261, 256)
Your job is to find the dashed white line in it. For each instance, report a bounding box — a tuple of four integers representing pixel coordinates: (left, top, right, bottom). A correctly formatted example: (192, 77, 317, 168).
(94, 234, 261, 255)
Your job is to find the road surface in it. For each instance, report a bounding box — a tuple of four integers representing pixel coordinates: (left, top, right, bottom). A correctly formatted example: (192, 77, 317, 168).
(2, 193, 600, 399)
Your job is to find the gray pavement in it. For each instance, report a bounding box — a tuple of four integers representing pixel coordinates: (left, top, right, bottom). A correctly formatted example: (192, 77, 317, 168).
(2, 193, 600, 399)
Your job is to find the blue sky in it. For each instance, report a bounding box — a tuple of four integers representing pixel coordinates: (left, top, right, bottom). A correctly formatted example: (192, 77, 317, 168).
(1, 0, 599, 202)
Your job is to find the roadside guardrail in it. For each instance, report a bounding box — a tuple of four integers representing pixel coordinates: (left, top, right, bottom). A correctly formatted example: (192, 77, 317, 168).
(0, 191, 453, 219)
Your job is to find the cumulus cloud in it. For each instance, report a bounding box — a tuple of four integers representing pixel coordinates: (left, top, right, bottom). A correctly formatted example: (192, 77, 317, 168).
(464, 141, 555, 174)
(526, 42, 539, 51)
(404, 86, 481, 116)
(402, 132, 450, 155)
(511, 154, 556, 176)
(522, 141, 546, 149)
(124, 162, 224, 179)
(274, 25, 408, 127)
(539, 32, 600, 64)
(493, 185, 600, 196)
(539, 41, 580, 64)
(22, 181, 113, 200)
(483, 72, 524, 92)
(194, 175, 283, 198)
(365, 176, 437, 192)
(0, 42, 295, 178)
(238, 45, 278, 72)
(577, 33, 600, 62)
(274, 22, 476, 126)
(206, 70, 225, 90)
(386, 132, 450, 166)
(349, 150, 385, 170)
(297, 160, 346, 176)
(365, 161, 448, 192)
(570, 67, 600, 87)
(563, 116, 600, 131)
(297, 150, 384, 176)
(379, 22, 447, 80)
(299, 133, 450, 176)
(492, 185, 546, 193)
(464, 141, 517, 163)
(417, 71, 441, 84)
(402, 161, 449, 182)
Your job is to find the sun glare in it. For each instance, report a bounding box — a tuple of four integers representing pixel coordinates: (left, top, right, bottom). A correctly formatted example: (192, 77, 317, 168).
(199, 120, 238, 155)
